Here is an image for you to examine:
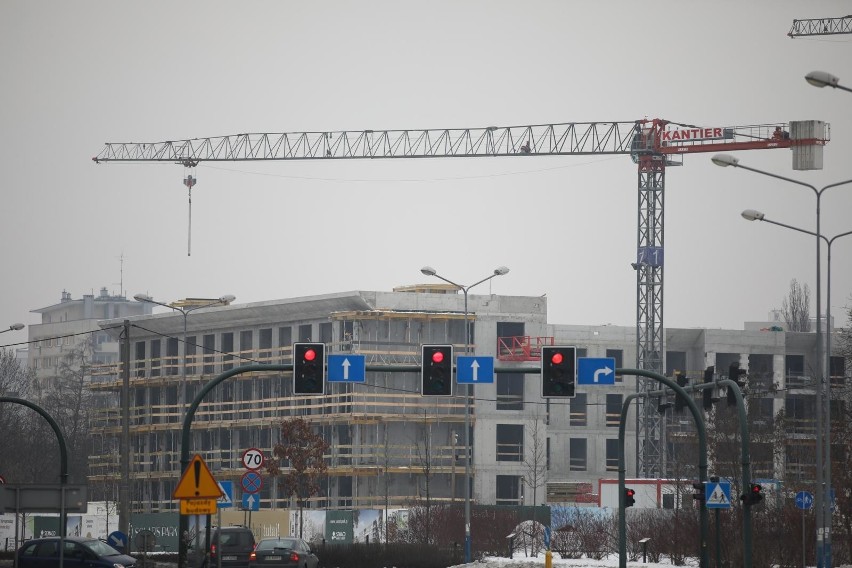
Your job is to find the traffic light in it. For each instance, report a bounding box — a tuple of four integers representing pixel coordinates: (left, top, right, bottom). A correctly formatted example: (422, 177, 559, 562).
(727, 361, 746, 406)
(741, 483, 763, 506)
(541, 346, 576, 398)
(692, 481, 706, 504)
(674, 371, 688, 412)
(702, 366, 716, 410)
(625, 488, 636, 508)
(293, 342, 325, 395)
(421, 344, 453, 396)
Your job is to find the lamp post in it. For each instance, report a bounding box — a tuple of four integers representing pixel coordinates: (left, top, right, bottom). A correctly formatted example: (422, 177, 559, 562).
(420, 265, 510, 563)
(0, 323, 25, 334)
(806, 71, 852, 94)
(742, 209, 852, 555)
(133, 294, 235, 423)
(714, 154, 852, 568)
(133, 293, 234, 568)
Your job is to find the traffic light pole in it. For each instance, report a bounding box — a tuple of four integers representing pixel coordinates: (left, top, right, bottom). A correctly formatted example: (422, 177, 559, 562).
(0, 397, 70, 535)
(647, 376, 754, 568)
(616, 369, 708, 568)
(715, 379, 753, 568)
(177, 362, 422, 568)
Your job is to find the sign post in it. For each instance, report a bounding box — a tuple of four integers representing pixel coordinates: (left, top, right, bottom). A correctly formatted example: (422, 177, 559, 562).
(241, 448, 264, 524)
(172, 454, 223, 560)
(796, 490, 814, 568)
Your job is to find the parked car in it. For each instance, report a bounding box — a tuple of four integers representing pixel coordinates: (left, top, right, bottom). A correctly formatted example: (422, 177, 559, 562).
(198, 526, 257, 568)
(16, 536, 137, 568)
(249, 538, 319, 568)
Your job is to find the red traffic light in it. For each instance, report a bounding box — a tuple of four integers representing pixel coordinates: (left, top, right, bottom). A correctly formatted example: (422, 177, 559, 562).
(551, 352, 564, 365)
(626, 489, 635, 497)
(432, 350, 444, 364)
(303, 348, 317, 362)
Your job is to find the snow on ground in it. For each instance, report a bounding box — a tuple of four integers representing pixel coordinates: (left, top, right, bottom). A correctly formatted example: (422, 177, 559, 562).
(448, 552, 698, 568)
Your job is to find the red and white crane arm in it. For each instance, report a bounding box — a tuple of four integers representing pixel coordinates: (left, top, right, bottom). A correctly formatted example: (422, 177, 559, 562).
(92, 118, 826, 165)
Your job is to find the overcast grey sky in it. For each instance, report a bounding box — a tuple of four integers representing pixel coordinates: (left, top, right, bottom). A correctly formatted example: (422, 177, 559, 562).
(2, 1, 851, 346)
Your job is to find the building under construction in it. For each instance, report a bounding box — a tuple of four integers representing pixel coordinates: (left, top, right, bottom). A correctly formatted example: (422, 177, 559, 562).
(23, 285, 841, 512)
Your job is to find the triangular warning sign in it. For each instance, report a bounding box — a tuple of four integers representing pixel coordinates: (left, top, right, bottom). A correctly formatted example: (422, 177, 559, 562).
(173, 454, 224, 499)
(707, 484, 730, 506)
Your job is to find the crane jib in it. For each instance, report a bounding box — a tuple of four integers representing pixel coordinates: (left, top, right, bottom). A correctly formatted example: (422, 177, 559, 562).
(92, 119, 828, 164)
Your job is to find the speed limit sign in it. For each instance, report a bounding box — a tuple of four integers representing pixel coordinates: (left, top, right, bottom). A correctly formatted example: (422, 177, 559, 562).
(242, 448, 265, 470)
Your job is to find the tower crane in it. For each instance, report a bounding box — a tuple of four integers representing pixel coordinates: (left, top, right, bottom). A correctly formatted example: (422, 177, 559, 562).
(789, 15, 852, 37)
(93, 117, 829, 478)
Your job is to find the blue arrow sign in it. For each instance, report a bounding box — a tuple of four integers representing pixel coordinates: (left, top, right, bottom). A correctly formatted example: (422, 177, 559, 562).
(577, 358, 616, 385)
(457, 356, 494, 384)
(705, 481, 731, 509)
(327, 355, 366, 382)
(107, 531, 128, 552)
(218, 480, 233, 508)
(242, 492, 260, 511)
(796, 490, 814, 510)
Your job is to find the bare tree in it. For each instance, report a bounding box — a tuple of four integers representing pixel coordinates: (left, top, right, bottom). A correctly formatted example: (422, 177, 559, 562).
(412, 416, 434, 544)
(40, 337, 97, 483)
(782, 279, 812, 332)
(0, 348, 54, 483)
(522, 418, 547, 555)
(266, 417, 329, 538)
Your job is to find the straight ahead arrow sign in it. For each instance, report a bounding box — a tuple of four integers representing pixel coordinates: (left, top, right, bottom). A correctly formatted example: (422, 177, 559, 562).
(327, 355, 365, 382)
(457, 356, 494, 384)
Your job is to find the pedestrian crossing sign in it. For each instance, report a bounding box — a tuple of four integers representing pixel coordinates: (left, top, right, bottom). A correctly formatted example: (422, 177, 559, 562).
(705, 481, 731, 509)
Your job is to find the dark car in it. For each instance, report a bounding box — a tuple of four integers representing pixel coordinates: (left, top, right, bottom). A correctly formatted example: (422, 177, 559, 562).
(16, 536, 137, 568)
(249, 538, 318, 568)
(199, 526, 256, 568)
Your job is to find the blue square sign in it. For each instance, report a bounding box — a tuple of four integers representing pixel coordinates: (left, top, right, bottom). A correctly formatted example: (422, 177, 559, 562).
(577, 357, 616, 385)
(327, 354, 366, 382)
(457, 356, 494, 384)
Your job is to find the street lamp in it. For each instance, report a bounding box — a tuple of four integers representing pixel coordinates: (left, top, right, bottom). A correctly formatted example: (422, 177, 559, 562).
(420, 265, 509, 563)
(715, 154, 852, 568)
(133, 294, 235, 422)
(741, 210, 852, 493)
(806, 71, 852, 94)
(133, 293, 234, 568)
(1, 323, 25, 334)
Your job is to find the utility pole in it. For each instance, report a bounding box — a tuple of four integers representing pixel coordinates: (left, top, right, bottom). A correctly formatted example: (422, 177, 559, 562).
(119, 319, 131, 537)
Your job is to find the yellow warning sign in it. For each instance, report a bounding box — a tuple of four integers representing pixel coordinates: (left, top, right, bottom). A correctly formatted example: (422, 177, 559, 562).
(180, 498, 217, 515)
(173, 454, 224, 499)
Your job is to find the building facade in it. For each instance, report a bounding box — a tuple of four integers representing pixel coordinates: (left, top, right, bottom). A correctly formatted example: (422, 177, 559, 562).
(28, 288, 151, 389)
(84, 286, 844, 512)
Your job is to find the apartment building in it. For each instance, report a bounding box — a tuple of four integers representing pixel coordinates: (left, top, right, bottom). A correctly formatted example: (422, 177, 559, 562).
(28, 288, 151, 389)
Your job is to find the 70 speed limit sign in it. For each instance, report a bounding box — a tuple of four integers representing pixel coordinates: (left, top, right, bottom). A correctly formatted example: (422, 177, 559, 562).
(242, 448, 265, 470)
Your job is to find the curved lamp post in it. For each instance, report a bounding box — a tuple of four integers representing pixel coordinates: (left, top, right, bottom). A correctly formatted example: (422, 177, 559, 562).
(1, 323, 25, 334)
(806, 71, 852, 94)
(715, 154, 852, 567)
(419, 265, 509, 563)
(741, 210, 852, 518)
(715, 153, 852, 567)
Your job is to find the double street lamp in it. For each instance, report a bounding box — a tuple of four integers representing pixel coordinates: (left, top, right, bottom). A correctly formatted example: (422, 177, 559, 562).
(713, 154, 852, 568)
(419, 265, 509, 563)
(133, 294, 236, 423)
